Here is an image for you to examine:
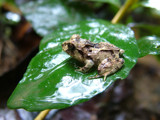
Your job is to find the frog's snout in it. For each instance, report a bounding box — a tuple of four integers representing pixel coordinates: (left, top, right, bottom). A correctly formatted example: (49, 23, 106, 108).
(62, 42, 68, 51)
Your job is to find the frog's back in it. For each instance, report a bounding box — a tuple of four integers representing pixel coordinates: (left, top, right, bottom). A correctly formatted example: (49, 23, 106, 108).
(98, 42, 120, 50)
(84, 42, 122, 64)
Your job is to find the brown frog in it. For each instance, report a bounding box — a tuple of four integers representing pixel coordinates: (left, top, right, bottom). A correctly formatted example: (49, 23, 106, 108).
(62, 34, 124, 80)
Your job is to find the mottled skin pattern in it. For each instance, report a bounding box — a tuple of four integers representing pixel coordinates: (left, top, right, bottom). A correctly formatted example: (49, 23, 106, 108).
(62, 34, 124, 80)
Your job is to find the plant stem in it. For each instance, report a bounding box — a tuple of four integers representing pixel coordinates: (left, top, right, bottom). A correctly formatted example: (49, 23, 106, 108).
(111, 0, 138, 24)
(34, 109, 51, 120)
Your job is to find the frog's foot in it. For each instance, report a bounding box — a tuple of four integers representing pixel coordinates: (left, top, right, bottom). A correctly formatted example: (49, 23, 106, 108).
(88, 72, 109, 80)
(76, 67, 88, 73)
(88, 75, 102, 79)
(88, 71, 110, 80)
(76, 59, 94, 73)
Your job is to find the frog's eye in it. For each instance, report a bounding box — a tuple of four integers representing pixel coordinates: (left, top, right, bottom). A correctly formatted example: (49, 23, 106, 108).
(68, 43, 75, 51)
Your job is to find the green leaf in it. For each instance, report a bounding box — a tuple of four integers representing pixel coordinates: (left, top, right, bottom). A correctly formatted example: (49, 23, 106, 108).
(129, 23, 160, 37)
(7, 19, 138, 111)
(88, 0, 120, 7)
(19, 0, 94, 36)
(137, 36, 160, 58)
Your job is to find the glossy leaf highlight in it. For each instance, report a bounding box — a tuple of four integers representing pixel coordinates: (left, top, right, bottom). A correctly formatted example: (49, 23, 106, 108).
(19, 0, 94, 36)
(8, 20, 138, 111)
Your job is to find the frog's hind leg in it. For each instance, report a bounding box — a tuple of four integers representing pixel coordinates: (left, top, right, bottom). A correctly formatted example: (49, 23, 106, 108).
(97, 58, 113, 81)
(88, 58, 113, 80)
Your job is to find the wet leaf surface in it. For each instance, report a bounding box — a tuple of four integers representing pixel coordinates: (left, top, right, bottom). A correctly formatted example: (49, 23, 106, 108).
(137, 36, 160, 57)
(19, 0, 94, 36)
(7, 19, 138, 111)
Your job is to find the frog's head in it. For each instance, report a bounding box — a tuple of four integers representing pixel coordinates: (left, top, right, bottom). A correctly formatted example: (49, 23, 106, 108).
(62, 34, 80, 55)
(62, 41, 75, 53)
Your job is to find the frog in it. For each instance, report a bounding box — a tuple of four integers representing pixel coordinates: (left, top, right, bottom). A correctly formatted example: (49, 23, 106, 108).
(62, 34, 125, 80)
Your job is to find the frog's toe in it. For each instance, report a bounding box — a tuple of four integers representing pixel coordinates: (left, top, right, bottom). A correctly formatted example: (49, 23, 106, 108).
(76, 67, 87, 73)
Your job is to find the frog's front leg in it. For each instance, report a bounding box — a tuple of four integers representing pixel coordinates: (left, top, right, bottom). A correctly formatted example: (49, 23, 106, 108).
(76, 59, 94, 72)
